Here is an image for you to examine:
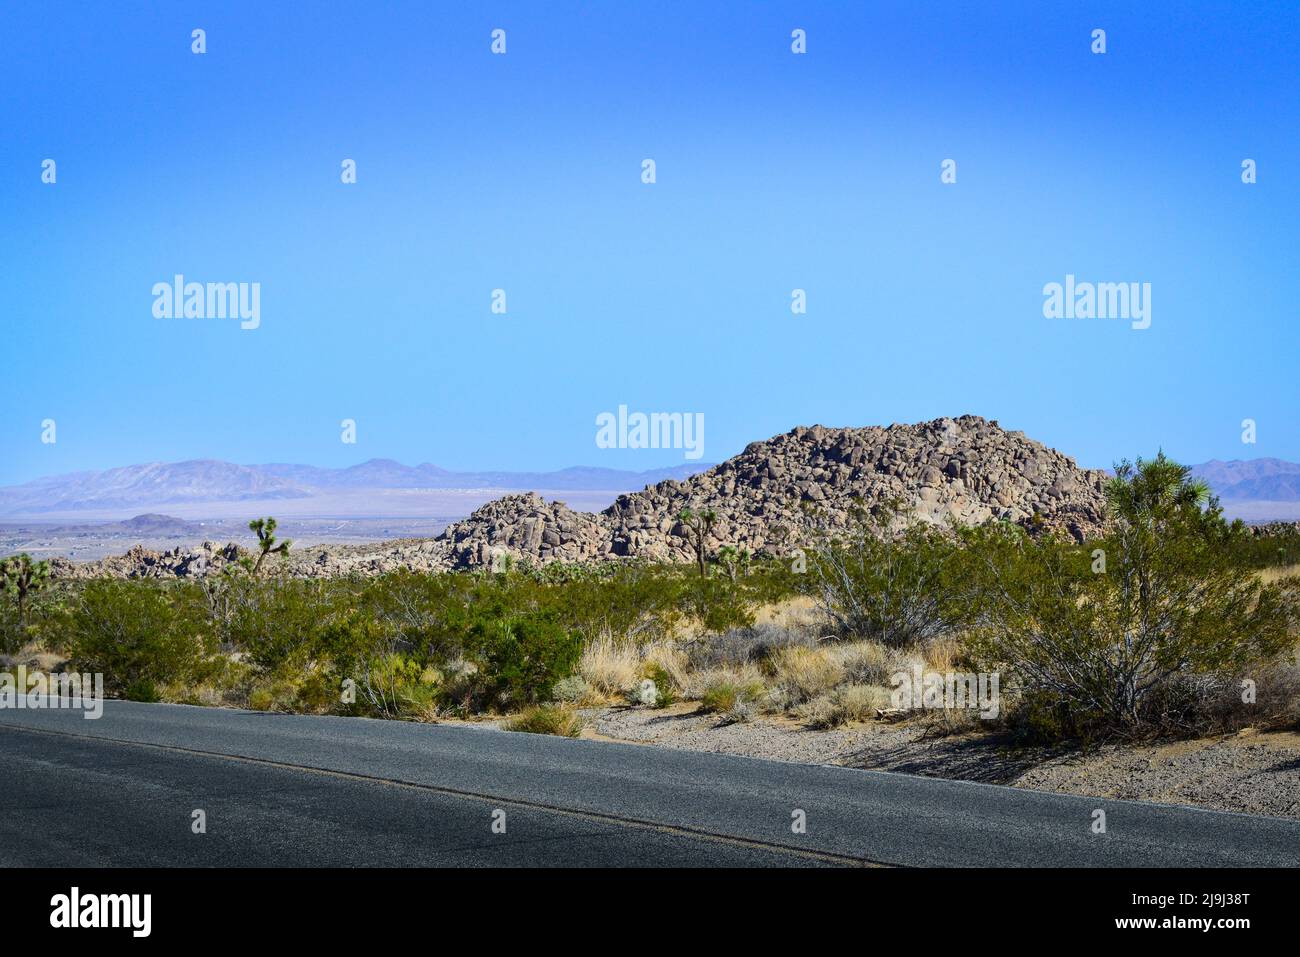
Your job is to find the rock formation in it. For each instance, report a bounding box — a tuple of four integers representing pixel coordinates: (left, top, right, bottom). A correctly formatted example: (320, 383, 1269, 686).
(50, 416, 1112, 579)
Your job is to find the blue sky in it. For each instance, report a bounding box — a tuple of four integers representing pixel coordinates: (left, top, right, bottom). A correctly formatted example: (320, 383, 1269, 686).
(1, 0, 1296, 486)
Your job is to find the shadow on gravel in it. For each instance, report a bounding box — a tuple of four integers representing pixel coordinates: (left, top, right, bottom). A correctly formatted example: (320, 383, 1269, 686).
(840, 733, 1062, 786)
(1264, 754, 1300, 774)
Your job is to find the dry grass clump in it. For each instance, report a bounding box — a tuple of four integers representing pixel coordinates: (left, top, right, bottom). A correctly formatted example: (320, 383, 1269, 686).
(579, 632, 641, 699)
(921, 634, 967, 673)
(0, 642, 67, 673)
(579, 632, 694, 705)
(1143, 657, 1300, 735)
(833, 640, 897, 686)
(505, 704, 584, 737)
(641, 639, 691, 692)
(681, 662, 765, 701)
(160, 682, 226, 708)
(767, 644, 847, 706)
(697, 668, 766, 714)
(1257, 563, 1300, 585)
(797, 684, 892, 729)
(687, 620, 818, 670)
(753, 595, 821, 630)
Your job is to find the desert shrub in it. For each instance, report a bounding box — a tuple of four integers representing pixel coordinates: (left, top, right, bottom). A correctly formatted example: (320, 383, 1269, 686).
(358, 653, 439, 718)
(554, 567, 684, 645)
(434, 659, 481, 713)
(161, 681, 227, 708)
(352, 569, 487, 664)
(700, 681, 742, 713)
(1124, 658, 1300, 736)
(66, 580, 222, 694)
(505, 704, 584, 737)
(225, 577, 339, 671)
(720, 700, 753, 724)
(247, 679, 297, 712)
(466, 612, 582, 710)
(699, 674, 765, 714)
(549, 674, 590, 704)
(124, 678, 162, 703)
(741, 559, 807, 606)
(832, 640, 897, 686)
(1228, 525, 1300, 569)
(0, 608, 22, 659)
(810, 505, 960, 647)
(679, 575, 757, 635)
(17, 591, 75, 657)
(965, 455, 1299, 736)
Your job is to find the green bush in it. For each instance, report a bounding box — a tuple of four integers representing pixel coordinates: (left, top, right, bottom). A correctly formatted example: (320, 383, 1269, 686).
(67, 580, 221, 694)
(810, 505, 960, 647)
(467, 612, 582, 710)
(124, 678, 162, 703)
(224, 577, 338, 671)
(0, 607, 22, 658)
(965, 455, 1297, 735)
(679, 575, 757, 635)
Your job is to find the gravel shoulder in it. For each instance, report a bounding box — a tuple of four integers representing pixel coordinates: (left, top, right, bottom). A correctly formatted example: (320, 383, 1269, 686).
(577, 704, 1300, 820)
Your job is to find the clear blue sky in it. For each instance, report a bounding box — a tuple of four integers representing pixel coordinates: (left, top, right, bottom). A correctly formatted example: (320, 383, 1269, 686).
(1, 0, 1296, 486)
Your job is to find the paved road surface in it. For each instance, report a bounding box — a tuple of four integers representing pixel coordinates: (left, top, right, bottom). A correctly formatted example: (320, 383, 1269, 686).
(2, 701, 1297, 867)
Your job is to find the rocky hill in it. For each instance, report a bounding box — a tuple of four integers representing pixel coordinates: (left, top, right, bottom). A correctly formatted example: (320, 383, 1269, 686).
(49, 416, 1114, 579)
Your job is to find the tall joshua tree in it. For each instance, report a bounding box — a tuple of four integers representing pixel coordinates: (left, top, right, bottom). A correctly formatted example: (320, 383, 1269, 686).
(678, 507, 717, 577)
(248, 517, 291, 574)
(0, 552, 50, 628)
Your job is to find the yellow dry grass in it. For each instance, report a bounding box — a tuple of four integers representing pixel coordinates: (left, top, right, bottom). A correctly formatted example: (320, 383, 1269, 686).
(579, 632, 640, 698)
(1258, 563, 1300, 585)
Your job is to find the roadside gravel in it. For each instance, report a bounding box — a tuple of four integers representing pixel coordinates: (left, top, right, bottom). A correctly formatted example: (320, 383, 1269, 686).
(578, 704, 1300, 819)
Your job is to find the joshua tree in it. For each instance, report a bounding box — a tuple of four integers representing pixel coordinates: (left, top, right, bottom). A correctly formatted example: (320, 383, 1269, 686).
(716, 545, 751, 583)
(1106, 451, 1210, 529)
(0, 552, 50, 628)
(1104, 451, 1212, 610)
(678, 507, 717, 577)
(248, 517, 291, 574)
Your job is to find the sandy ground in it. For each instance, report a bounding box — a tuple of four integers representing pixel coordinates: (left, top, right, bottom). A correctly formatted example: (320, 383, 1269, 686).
(576, 703, 1300, 820)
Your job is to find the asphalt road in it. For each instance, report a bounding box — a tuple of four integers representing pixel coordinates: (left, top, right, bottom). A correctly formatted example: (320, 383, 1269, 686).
(2, 700, 1298, 867)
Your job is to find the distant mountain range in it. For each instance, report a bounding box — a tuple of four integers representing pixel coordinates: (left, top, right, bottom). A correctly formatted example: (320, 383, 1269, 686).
(1, 453, 1296, 519)
(0, 458, 714, 516)
(1189, 458, 1300, 502)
